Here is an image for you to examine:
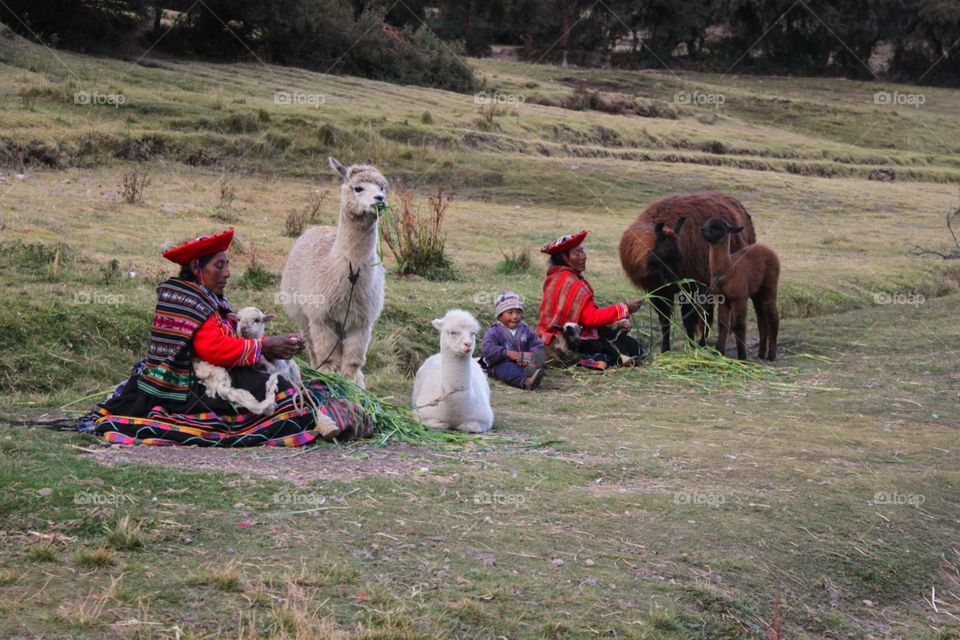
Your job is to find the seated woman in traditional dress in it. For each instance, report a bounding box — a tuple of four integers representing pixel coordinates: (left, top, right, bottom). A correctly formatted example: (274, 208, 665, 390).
(536, 230, 646, 367)
(82, 228, 372, 446)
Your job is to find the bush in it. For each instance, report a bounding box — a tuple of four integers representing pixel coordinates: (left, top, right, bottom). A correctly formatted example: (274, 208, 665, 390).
(234, 265, 279, 290)
(495, 249, 532, 275)
(119, 169, 149, 204)
(380, 187, 456, 281)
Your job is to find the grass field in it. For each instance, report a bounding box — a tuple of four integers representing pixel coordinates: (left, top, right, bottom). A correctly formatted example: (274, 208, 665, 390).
(1, 27, 959, 639)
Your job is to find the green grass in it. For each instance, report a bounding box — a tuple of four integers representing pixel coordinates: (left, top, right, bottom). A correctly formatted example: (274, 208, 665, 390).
(1, 30, 959, 639)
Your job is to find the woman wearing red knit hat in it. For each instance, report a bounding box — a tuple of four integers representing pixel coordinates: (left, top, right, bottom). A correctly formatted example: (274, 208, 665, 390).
(80, 228, 373, 446)
(537, 230, 646, 368)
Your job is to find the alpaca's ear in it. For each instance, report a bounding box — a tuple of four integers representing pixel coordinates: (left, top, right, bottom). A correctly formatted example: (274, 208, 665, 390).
(730, 225, 744, 234)
(654, 222, 665, 239)
(263, 314, 276, 323)
(365, 158, 373, 166)
(329, 157, 348, 180)
(432, 318, 445, 331)
(227, 313, 238, 322)
(673, 216, 686, 234)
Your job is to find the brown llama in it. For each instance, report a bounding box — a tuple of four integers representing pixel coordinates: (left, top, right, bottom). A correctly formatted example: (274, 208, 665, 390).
(699, 217, 780, 361)
(619, 192, 756, 352)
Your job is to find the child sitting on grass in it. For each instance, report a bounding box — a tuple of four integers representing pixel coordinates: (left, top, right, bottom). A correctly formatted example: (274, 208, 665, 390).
(481, 291, 546, 390)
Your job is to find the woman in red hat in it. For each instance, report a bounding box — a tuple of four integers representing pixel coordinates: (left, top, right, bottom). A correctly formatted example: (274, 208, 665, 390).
(537, 230, 646, 367)
(82, 228, 373, 446)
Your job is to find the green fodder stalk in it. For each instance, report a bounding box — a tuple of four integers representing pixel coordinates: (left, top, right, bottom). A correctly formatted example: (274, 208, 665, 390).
(648, 350, 796, 389)
(299, 365, 493, 447)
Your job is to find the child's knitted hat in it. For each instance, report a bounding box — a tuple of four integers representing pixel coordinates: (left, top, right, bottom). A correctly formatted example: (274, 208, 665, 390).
(495, 290, 523, 318)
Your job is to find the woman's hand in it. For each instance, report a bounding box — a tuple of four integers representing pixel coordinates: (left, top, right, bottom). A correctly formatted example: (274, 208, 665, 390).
(263, 334, 306, 360)
(625, 299, 644, 314)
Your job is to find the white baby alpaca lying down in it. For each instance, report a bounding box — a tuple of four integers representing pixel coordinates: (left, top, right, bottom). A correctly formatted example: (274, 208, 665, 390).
(412, 309, 493, 433)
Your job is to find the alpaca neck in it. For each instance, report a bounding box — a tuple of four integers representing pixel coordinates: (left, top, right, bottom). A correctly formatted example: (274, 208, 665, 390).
(708, 236, 733, 282)
(440, 350, 472, 392)
(331, 208, 377, 266)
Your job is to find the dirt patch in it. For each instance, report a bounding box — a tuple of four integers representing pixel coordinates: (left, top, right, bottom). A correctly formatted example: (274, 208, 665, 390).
(95, 443, 446, 483)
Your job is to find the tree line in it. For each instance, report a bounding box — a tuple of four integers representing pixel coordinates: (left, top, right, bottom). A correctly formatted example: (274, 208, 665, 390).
(3, 0, 957, 89)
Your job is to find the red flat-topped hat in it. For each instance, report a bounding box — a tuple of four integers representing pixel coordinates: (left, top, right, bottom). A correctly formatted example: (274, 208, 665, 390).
(540, 230, 588, 255)
(162, 228, 235, 265)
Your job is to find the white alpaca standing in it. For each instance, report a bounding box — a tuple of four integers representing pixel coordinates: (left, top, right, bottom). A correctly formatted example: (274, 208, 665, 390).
(412, 309, 493, 433)
(280, 157, 388, 388)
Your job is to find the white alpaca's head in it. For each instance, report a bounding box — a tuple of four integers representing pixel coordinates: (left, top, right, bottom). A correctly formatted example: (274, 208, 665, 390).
(330, 156, 389, 221)
(228, 306, 276, 339)
(432, 309, 480, 358)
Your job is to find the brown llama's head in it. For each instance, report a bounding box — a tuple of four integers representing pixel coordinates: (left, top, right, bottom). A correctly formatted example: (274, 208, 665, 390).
(700, 217, 744, 244)
(648, 216, 686, 283)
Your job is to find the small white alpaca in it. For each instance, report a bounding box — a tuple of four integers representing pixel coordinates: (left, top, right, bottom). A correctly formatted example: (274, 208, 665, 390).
(192, 307, 286, 416)
(412, 309, 493, 433)
(227, 306, 339, 438)
(192, 360, 280, 416)
(230, 306, 302, 388)
(280, 157, 388, 389)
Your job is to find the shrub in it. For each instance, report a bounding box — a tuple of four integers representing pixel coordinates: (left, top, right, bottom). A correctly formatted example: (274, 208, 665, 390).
(235, 265, 279, 290)
(380, 187, 456, 281)
(118, 169, 149, 204)
(495, 248, 532, 275)
(285, 210, 305, 237)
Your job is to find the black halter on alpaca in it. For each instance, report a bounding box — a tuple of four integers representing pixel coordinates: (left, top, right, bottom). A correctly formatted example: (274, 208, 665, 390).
(316, 261, 363, 368)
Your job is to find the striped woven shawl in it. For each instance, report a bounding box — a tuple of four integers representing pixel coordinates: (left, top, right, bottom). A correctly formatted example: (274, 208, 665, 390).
(137, 278, 231, 402)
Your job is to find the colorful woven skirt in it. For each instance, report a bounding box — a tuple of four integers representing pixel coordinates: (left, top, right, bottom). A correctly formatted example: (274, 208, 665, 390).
(92, 381, 373, 447)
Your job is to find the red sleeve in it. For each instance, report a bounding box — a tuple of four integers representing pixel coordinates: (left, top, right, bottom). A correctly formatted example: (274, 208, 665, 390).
(193, 315, 263, 367)
(578, 300, 629, 329)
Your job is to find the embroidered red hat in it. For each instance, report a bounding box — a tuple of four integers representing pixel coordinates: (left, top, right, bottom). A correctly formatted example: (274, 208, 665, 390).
(540, 230, 588, 255)
(162, 228, 235, 265)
